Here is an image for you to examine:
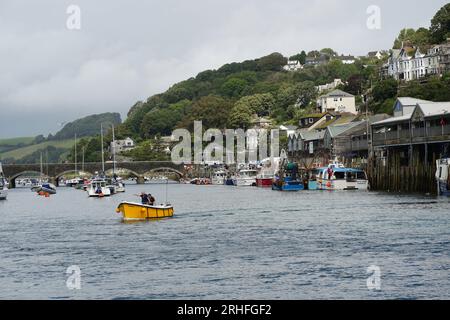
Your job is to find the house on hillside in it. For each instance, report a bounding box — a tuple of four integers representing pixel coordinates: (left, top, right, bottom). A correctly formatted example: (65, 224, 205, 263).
(283, 60, 303, 71)
(317, 90, 357, 114)
(367, 51, 383, 60)
(335, 55, 356, 64)
(385, 40, 450, 81)
(298, 112, 336, 130)
(111, 137, 135, 154)
(316, 79, 344, 93)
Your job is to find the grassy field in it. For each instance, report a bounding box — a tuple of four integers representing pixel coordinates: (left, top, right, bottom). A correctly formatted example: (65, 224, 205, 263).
(0, 139, 74, 160)
(0, 137, 35, 146)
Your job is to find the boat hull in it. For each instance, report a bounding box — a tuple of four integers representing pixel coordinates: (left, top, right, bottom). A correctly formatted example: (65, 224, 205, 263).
(0, 189, 7, 200)
(256, 178, 272, 187)
(116, 202, 174, 220)
(272, 181, 304, 191)
(233, 178, 256, 187)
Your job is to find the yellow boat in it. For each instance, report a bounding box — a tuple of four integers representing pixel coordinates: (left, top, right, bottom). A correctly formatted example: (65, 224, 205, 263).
(116, 201, 174, 221)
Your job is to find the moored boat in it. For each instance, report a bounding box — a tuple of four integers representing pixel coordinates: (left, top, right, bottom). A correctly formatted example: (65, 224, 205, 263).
(436, 158, 450, 196)
(256, 158, 279, 188)
(233, 169, 257, 187)
(116, 201, 174, 220)
(272, 162, 305, 191)
(87, 178, 111, 197)
(317, 161, 368, 191)
(211, 170, 226, 185)
(0, 163, 8, 200)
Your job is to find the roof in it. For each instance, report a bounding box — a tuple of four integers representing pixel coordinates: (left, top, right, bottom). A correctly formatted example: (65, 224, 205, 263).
(299, 112, 329, 119)
(417, 102, 450, 117)
(373, 101, 450, 126)
(315, 114, 357, 130)
(300, 130, 325, 141)
(327, 121, 365, 138)
(319, 89, 354, 99)
(397, 97, 432, 107)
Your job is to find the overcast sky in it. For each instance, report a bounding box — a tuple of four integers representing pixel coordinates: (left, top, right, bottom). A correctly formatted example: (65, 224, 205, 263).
(0, 0, 448, 137)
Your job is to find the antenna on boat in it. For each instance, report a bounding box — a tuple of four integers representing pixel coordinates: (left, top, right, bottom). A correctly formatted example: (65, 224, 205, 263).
(165, 175, 169, 205)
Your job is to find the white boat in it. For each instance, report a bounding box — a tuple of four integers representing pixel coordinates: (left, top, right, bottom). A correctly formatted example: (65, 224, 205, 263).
(87, 179, 111, 197)
(211, 170, 226, 185)
(233, 169, 257, 187)
(436, 158, 450, 196)
(317, 161, 369, 191)
(0, 162, 8, 200)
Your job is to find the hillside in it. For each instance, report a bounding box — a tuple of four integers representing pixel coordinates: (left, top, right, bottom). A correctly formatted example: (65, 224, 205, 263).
(0, 139, 74, 163)
(0, 137, 35, 153)
(52, 112, 122, 140)
(119, 52, 380, 139)
(117, 3, 450, 141)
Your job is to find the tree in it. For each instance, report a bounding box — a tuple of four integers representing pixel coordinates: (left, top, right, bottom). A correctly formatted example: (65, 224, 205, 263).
(177, 95, 232, 130)
(140, 100, 190, 138)
(228, 103, 253, 129)
(289, 51, 307, 64)
(430, 3, 450, 44)
(372, 79, 398, 103)
(320, 48, 337, 57)
(233, 93, 275, 117)
(256, 53, 288, 71)
(220, 78, 248, 97)
(393, 28, 431, 49)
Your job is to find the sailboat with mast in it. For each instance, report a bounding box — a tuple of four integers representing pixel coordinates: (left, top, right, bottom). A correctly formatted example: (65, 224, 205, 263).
(0, 162, 8, 200)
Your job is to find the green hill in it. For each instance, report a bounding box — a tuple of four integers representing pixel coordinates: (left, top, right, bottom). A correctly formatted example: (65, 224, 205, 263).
(0, 137, 35, 153)
(0, 139, 74, 162)
(52, 112, 122, 140)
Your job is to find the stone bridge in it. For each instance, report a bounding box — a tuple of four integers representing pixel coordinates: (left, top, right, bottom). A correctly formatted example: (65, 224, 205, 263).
(2, 161, 185, 188)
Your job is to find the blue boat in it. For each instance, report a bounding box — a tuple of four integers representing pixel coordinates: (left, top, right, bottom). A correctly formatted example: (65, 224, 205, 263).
(272, 162, 304, 191)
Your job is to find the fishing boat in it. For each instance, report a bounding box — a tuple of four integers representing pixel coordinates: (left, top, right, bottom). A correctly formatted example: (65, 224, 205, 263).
(233, 169, 257, 187)
(116, 202, 174, 220)
(0, 163, 8, 200)
(271, 151, 304, 191)
(272, 163, 305, 191)
(211, 170, 226, 185)
(87, 178, 111, 197)
(317, 161, 368, 191)
(256, 158, 279, 187)
(435, 158, 450, 196)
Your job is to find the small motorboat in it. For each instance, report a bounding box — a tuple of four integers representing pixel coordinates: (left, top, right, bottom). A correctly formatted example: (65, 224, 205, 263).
(317, 161, 369, 191)
(34, 183, 57, 195)
(116, 201, 174, 221)
(87, 178, 111, 197)
(211, 170, 226, 185)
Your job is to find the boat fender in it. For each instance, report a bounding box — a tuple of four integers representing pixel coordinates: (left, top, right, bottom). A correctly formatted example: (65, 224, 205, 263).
(115, 208, 121, 213)
(141, 208, 146, 214)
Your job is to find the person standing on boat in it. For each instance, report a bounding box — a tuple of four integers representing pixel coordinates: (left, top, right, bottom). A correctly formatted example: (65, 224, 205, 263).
(139, 192, 149, 205)
(327, 167, 334, 180)
(149, 194, 155, 206)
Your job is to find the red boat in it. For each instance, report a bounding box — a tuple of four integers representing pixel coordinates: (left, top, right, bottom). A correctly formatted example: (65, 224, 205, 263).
(256, 176, 273, 187)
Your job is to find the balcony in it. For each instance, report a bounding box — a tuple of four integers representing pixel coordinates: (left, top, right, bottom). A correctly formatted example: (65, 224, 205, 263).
(373, 124, 450, 147)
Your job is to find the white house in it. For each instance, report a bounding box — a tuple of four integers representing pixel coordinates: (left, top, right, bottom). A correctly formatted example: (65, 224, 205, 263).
(367, 51, 383, 60)
(336, 55, 356, 64)
(283, 60, 303, 71)
(111, 137, 135, 153)
(316, 90, 357, 114)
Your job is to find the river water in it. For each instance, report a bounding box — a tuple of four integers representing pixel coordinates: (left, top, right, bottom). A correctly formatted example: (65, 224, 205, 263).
(0, 183, 449, 300)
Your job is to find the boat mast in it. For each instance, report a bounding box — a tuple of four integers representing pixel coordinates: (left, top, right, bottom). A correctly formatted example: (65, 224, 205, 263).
(74, 133, 78, 175)
(112, 124, 116, 176)
(101, 123, 105, 174)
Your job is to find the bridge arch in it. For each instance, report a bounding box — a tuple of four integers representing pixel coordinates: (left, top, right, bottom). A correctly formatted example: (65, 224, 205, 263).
(104, 168, 141, 178)
(9, 171, 47, 188)
(148, 167, 184, 177)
